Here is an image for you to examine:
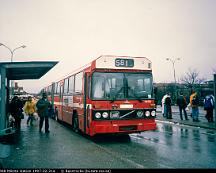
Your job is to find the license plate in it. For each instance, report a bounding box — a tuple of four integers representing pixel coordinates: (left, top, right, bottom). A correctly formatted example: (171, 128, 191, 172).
(119, 125, 137, 131)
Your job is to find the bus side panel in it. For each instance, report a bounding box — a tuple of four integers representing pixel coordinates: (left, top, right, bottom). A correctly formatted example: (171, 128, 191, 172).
(62, 94, 73, 125)
(79, 72, 90, 134)
(54, 95, 61, 120)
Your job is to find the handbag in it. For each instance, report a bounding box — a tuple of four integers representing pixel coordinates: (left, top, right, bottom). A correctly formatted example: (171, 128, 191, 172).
(18, 111, 24, 119)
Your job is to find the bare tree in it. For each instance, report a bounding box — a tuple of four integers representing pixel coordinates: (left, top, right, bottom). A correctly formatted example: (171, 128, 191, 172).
(180, 68, 206, 92)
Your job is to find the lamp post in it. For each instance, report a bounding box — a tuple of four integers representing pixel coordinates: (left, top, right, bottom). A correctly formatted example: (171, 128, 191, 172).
(0, 43, 26, 95)
(0, 43, 26, 62)
(166, 58, 180, 101)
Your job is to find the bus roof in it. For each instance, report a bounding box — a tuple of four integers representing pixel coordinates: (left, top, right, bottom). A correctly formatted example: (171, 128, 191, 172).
(53, 55, 152, 83)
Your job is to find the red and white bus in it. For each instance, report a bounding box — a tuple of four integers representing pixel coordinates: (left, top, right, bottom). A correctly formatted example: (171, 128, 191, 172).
(41, 55, 157, 136)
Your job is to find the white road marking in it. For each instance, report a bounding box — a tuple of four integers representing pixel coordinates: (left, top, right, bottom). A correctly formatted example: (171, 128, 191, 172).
(92, 142, 145, 168)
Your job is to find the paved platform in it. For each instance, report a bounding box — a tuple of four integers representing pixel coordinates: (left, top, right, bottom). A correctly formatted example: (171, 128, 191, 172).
(0, 106, 215, 169)
(156, 105, 216, 130)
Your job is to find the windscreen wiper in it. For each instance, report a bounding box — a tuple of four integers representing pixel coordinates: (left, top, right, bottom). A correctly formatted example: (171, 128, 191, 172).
(127, 87, 142, 102)
(111, 87, 124, 103)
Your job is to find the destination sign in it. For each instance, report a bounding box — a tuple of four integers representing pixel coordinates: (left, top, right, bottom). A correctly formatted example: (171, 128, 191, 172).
(115, 58, 134, 67)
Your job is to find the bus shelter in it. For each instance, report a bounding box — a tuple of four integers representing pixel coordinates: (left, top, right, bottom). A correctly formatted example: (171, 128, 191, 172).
(0, 61, 58, 133)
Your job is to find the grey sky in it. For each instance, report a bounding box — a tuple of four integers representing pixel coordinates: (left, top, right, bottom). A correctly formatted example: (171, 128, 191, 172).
(0, 0, 216, 93)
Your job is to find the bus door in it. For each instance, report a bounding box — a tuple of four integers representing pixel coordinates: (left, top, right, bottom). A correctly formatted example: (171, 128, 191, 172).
(83, 72, 90, 134)
(51, 82, 55, 107)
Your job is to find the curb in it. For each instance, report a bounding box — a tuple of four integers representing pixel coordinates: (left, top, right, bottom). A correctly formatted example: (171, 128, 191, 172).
(156, 118, 216, 130)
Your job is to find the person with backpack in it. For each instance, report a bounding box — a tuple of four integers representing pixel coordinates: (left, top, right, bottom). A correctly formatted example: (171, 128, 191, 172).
(36, 93, 51, 133)
(177, 92, 188, 120)
(204, 94, 215, 122)
(190, 90, 200, 122)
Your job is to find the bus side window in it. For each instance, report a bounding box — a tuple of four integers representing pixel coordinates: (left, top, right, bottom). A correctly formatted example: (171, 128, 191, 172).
(64, 78, 69, 94)
(69, 76, 74, 94)
(75, 72, 83, 94)
(56, 82, 60, 94)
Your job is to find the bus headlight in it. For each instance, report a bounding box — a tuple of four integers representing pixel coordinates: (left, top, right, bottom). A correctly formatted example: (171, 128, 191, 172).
(137, 110, 143, 118)
(145, 111, 150, 117)
(102, 112, 109, 118)
(151, 110, 156, 117)
(95, 112, 101, 119)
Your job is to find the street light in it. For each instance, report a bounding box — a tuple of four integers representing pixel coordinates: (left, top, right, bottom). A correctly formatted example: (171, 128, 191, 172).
(166, 58, 181, 84)
(0, 43, 26, 62)
(166, 58, 181, 101)
(0, 43, 26, 95)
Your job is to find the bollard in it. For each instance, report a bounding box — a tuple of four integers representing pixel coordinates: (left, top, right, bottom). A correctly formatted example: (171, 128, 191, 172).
(0, 127, 15, 137)
(214, 74, 216, 127)
(0, 127, 16, 144)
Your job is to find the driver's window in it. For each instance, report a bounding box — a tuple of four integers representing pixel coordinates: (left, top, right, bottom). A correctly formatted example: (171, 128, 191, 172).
(105, 78, 116, 98)
(93, 78, 104, 99)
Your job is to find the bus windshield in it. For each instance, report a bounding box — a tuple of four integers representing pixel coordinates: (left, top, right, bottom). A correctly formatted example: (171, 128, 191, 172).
(92, 72, 153, 100)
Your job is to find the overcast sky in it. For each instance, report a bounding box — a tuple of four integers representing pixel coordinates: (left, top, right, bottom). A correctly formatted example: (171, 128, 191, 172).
(0, 0, 216, 93)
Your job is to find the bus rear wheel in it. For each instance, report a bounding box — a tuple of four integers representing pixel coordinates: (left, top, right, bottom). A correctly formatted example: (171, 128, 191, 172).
(72, 113, 79, 133)
(56, 111, 61, 123)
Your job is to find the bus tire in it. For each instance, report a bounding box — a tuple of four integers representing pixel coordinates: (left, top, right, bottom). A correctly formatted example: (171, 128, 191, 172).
(56, 111, 60, 123)
(72, 112, 79, 133)
(55, 115, 58, 121)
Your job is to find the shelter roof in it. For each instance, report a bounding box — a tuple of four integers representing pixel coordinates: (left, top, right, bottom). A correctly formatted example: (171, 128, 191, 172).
(0, 61, 58, 80)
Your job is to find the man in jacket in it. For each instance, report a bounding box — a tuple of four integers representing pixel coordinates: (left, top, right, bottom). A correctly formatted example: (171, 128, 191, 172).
(177, 92, 188, 120)
(190, 90, 200, 122)
(36, 93, 51, 133)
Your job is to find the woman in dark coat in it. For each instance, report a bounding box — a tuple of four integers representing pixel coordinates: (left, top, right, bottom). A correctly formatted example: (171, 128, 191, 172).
(9, 96, 23, 130)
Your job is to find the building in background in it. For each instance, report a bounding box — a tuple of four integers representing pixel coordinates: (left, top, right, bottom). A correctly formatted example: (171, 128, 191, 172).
(13, 82, 26, 95)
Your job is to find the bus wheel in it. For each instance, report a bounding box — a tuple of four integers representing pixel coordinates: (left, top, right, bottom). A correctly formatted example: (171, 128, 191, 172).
(55, 113, 58, 121)
(72, 113, 79, 133)
(56, 111, 60, 123)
